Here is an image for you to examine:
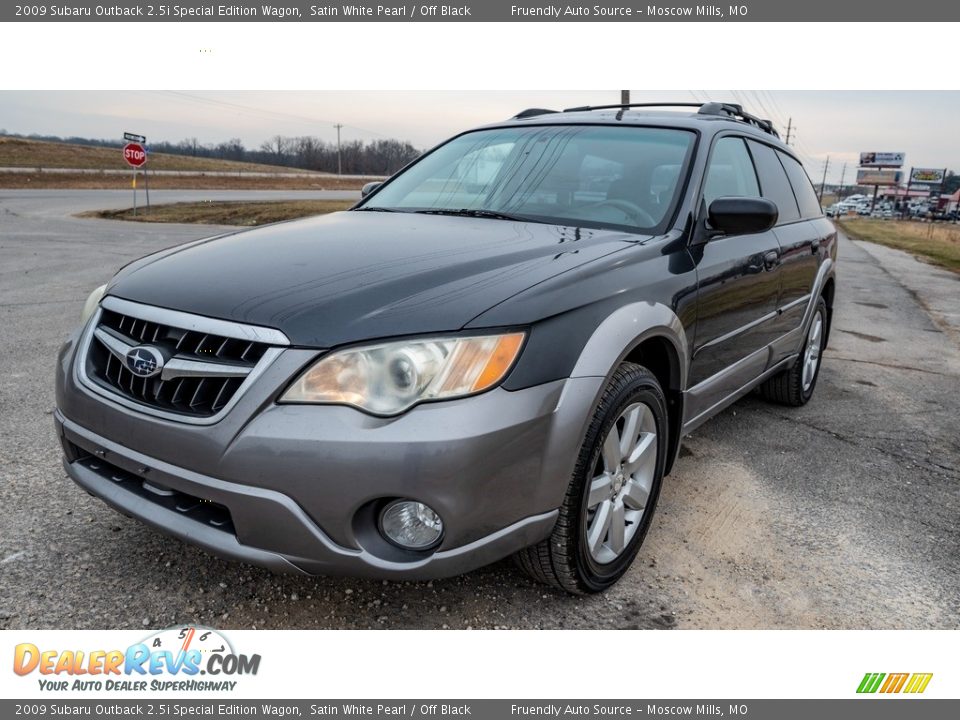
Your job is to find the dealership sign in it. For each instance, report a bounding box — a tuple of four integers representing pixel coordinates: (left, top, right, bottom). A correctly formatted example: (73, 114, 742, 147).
(856, 168, 903, 186)
(859, 152, 905, 168)
(910, 167, 945, 184)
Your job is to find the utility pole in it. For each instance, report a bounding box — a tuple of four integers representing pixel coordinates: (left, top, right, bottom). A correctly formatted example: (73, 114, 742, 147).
(784, 117, 793, 146)
(620, 90, 630, 106)
(818, 156, 830, 202)
(838, 162, 846, 200)
(333, 123, 343, 175)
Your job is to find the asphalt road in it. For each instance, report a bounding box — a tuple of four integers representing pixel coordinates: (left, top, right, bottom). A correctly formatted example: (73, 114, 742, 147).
(1, 189, 958, 630)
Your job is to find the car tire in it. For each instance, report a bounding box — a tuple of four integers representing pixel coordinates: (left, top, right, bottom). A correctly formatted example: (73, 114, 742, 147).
(515, 362, 667, 594)
(759, 296, 828, 407)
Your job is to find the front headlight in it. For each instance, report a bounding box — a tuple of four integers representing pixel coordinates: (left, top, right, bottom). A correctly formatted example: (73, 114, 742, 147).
(80, 284, 107, 326)
(280, 332, 525, 416)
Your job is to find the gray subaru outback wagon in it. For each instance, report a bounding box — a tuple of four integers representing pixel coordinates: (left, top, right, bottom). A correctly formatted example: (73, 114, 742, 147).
(55, 102, 836, 593)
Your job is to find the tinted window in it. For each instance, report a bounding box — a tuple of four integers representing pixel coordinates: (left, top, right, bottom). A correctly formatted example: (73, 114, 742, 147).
(702, 137, 760, 207)
(779, 152, 823, 218)
(747, 140, 800, 224)
(364, 125, 696, 234)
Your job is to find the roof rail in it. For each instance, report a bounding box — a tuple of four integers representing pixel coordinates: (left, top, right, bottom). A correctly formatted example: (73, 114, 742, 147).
(513, 108, 559, 119)
(554, 101, 780, 139)
(697, 102, 779, 138)
(562, 102, 702, 113)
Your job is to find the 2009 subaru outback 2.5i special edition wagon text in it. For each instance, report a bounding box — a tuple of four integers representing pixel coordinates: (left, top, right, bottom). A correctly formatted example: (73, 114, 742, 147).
(56, 102, 836, 593)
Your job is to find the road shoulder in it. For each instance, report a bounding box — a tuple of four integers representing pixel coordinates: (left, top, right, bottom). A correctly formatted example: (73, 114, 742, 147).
(843, 231, 960, 347)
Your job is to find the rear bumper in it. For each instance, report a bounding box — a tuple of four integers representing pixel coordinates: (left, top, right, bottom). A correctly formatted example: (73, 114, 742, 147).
(56, 331, 603, 579)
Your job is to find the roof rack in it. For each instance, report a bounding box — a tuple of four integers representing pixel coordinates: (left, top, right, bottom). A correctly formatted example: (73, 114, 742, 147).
(546, 101, 780, 139)
(696, 102, 779, 138)
(562, 102, 702, 113)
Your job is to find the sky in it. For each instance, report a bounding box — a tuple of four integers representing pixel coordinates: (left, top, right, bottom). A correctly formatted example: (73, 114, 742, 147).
(1, 90, 957, 185)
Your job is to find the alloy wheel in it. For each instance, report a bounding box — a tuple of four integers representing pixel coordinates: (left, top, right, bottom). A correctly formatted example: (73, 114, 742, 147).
(585, 402, 658, 565)
(802, 311, 824, 392)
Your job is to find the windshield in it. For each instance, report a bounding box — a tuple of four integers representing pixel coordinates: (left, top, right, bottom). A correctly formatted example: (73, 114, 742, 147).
(360, 125, 696, 234)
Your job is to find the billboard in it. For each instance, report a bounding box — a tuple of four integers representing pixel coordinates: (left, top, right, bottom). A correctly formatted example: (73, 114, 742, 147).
(910, 167, 945, 184)
(857, 168, 903, 186)
(859, 152, 905, 168)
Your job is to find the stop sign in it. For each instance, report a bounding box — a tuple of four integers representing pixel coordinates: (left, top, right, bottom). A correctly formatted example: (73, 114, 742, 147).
(123, 142, 147, 168)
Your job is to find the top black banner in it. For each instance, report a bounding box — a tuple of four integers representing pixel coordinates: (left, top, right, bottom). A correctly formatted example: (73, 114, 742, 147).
(5, 1, 959, 22)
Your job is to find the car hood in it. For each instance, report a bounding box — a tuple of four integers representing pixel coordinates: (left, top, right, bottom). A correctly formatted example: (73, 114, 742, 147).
(107, 211, 642, 348)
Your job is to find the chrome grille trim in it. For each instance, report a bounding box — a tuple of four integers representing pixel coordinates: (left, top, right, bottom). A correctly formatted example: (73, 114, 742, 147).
(75, 299, 288, 425)
(100, 296, 290, 346)
(93, 327, 254, 382)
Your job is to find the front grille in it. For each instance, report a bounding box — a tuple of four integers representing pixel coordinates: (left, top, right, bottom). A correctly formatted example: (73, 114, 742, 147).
(85, 305, 274, 419)
(76, 453, 235, 535)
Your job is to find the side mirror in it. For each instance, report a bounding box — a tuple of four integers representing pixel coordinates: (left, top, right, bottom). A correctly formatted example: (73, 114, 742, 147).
(707, 197, 778, 235)
(361, 181, 383, 198)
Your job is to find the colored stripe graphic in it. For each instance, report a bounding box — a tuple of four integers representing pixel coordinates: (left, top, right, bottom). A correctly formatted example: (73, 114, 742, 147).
(857, 672, 933, 694)
(904, 673, 933, 694)
(880, 673, 909, 693)
(857, 673, 885, 693)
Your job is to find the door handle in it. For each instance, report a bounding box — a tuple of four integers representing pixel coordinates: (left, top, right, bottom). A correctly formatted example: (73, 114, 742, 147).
(811, 238, 822, 254)
(763, 250, 780, 269)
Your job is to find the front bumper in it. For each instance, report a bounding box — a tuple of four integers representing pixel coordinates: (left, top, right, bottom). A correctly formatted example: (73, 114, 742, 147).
(55, 331, 603, 579)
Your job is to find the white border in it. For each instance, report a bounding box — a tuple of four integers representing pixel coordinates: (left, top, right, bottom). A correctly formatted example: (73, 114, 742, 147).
(2, 16, 957, 705)
(1, 22, 958, 91)
(2, 629, 956, 699)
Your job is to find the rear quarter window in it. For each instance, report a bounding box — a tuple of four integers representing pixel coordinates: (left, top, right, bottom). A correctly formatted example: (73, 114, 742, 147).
(747, 140, 801, 224)
(778, 152, 824, 219)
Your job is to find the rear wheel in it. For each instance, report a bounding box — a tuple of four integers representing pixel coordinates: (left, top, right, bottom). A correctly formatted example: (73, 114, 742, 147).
(760, 296, 827, 406)
(515, 363, 667, 594)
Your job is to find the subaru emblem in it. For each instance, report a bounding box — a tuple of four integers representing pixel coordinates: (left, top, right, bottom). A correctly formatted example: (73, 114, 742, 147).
(125, 346, 165, 378)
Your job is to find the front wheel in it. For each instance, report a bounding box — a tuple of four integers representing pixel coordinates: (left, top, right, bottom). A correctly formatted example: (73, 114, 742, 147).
(515, 362, 667, 594)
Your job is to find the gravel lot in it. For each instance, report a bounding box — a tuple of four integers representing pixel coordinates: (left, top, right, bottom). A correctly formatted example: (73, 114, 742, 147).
(1, 189, 958, 630)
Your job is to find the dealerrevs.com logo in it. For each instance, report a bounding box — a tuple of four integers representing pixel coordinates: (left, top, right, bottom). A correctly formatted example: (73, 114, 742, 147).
(13, 626, 261, 693)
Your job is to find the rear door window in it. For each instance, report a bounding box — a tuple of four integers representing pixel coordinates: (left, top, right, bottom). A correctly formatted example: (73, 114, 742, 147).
(747, 140, 801, 224)
(779, 152, 824, 219)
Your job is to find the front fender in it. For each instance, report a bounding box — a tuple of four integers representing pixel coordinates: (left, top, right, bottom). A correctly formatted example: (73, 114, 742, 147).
(570, 301, 688, 389)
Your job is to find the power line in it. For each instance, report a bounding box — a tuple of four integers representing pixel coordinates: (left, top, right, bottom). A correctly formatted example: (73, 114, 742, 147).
(763, 90, 792, 128)
(157, 91, 390, 140)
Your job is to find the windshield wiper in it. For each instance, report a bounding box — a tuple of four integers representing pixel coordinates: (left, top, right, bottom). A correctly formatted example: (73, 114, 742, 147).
(354, 206, 403, 212)
(412, 208, 529, 222)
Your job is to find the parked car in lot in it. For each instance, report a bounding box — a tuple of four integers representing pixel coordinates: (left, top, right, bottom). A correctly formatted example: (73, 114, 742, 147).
(56, 102, 837, 593)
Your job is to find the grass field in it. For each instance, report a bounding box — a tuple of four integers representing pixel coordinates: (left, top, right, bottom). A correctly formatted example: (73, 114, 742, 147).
(82, 199, 355, 226)
(0, 171, 368, 191)
(837, 218, 960, 274)
(0, 136, 313, 174)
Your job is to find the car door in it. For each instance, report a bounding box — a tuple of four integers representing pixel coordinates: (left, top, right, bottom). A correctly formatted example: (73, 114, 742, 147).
(775, 151, 828, 338)
(745, 139, 809, 345)
(687, 135, 782, 411)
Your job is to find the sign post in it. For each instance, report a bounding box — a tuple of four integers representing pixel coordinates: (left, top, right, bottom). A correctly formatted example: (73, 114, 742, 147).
(122, 139, 148, 216)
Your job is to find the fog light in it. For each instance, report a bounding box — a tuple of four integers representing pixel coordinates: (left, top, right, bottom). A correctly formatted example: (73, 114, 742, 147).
(379, 500, 443, 550)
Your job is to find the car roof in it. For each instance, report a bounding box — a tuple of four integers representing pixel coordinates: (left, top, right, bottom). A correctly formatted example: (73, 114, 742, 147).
(474, 106, 796, 157)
